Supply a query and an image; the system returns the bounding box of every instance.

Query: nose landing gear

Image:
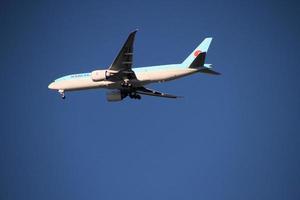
[58,90,66,99]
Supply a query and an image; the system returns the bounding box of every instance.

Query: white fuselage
[48,64,200,91]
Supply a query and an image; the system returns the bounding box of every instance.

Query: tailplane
[199,64,221,75]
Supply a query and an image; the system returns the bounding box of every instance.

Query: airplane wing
[135,87,181,98]
[109,30,137,77]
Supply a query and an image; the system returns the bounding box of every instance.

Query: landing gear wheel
[129,92,136,99]
[129,93,141,100]
[121,78,132,88]
[58,90,65,100]
[121,82,132,87]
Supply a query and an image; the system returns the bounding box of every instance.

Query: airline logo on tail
[194,50,202,57]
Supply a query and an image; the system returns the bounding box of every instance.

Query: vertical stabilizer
[181,38,212,67]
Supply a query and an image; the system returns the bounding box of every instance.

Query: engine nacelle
[91,70,118,81]
[106,90,126,102]
[91,70,106,81]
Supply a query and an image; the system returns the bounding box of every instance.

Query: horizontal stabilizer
[199,67,221,75]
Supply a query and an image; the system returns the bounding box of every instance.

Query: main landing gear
[58,90,65,99]
[120,79,141,100]
[129,92,141,100]
[121,79,132,87]
[121,80,140,100]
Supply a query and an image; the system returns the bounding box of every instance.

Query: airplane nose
[48,82,56,89]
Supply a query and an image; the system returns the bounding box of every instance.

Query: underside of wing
[135,87,181,98]
[109,30,137,72]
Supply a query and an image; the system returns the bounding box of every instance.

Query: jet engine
[91,70,106,81]
[91,70,117,81]
[106,90,126,102]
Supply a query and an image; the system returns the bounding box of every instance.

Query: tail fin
[182,37,212,67]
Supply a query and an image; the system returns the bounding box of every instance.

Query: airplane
[48,30,220,101]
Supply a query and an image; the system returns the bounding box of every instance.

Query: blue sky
[1,0,299,199]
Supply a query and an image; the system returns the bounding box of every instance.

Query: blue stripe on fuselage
[55,73,91,82]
